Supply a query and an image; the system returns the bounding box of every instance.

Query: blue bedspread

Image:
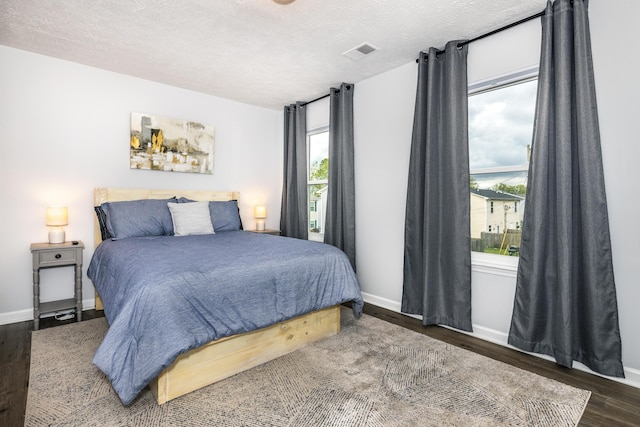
[87,231,363,405]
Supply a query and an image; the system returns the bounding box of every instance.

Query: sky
[308,130,329,179]
[468,79,537,171]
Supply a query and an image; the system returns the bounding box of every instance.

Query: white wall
[0,45,283,323]
[590,0,640,382]
[354,1,640,387]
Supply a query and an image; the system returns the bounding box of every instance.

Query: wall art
[130,112,214,174]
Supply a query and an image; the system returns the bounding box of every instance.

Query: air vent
[342,42,380,61]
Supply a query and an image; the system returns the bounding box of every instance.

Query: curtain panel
[401,41,472,332]
[280,102,308,240]
[324,83,356,271]
[508,0,624,377]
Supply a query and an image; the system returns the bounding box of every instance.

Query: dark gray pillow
[94,206,112,241]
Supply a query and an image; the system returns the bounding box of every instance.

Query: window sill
[471,251,519,278]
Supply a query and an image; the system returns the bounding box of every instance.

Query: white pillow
[168,201,215,236]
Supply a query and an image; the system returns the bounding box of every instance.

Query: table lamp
[254,205,267,231]
[46,206,68,244]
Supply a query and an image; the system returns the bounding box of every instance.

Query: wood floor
[1,304,638,426]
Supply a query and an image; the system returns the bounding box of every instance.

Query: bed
[88,187,363,405]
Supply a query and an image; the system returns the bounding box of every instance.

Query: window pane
[308,132,329,183]
[307,130,329,242]
[469,78,536,257]
[308,183,326,242]
[469,79,537,170]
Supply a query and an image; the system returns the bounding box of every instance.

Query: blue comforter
[88,231,363,405]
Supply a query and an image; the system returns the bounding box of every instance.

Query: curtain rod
[416,9,546,62]
[301,83,354,106]
[301,93,330,107]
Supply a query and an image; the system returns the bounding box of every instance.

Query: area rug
[25,308,590,426]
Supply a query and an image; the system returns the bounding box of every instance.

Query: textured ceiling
[0,0,547,110]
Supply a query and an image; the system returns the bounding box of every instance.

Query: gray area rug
[26,308,590,426]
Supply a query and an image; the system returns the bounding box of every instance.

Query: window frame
[468,66,538,276]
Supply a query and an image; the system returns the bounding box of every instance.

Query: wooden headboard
[93,187,240,309]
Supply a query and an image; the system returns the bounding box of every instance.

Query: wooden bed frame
[93,187,341,404]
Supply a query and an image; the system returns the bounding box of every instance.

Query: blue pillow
[209,200,242,232]
[101,198,177,239]
[178,198,243,232]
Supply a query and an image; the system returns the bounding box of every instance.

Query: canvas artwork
[130,112,215,174]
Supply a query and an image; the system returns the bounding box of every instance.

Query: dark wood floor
[1,304,638,426]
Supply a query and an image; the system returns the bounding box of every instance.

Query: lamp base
[48,227,65,244]
[256,220,265,231]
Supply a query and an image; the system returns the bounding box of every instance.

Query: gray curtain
[280,102,308,239]
[508,0,624,378]
[401,41,472,332]
[324,83,356,270]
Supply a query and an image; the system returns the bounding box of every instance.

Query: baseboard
[0,308,33,325]
[360,292,640,390]
[360,292,402,312]
[0,297,97,326]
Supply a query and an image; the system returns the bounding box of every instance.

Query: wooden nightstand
[30,241,84,330]
[248,229,281,236]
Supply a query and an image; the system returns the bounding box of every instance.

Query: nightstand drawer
[38,249,78,266]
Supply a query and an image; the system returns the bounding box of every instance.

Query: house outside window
[307,128,329,242]
[469,69,537,256]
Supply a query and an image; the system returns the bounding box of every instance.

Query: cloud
[469,79,537,170]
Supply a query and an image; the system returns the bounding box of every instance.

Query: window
[307,129,329,242]
[469,70,537,257]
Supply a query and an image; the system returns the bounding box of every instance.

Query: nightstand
[30,241,84,330]
[248,229,281,236]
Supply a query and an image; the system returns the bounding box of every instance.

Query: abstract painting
[130,112,215,174]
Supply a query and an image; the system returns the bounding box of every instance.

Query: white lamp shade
[254,205,267,219]
[46,206,68,226]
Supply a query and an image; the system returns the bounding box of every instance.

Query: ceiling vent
[342,42,380,61]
